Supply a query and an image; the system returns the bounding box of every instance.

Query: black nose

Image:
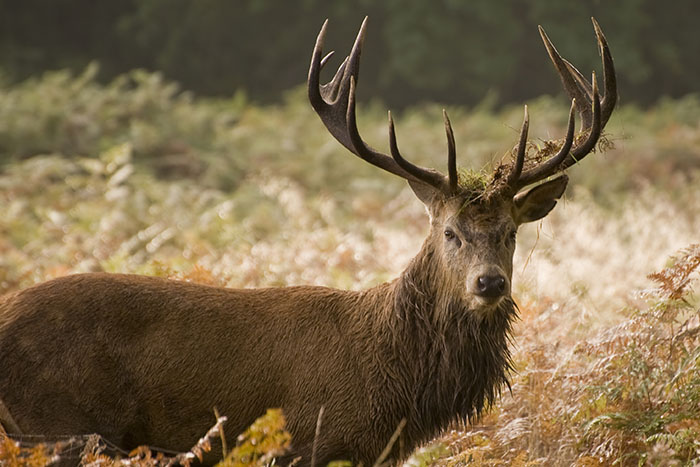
[475,275,506,298]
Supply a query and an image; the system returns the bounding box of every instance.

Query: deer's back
[0,273,376,461]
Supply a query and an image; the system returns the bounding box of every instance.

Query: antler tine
[539,19,616,132]
[308,17,453,193]
[320,50,335,68]
[515,99,576,188]
[308,20,330,112]
[592,17,617,126]
[443,110,458,193]
[307,18,403,176]
[538,26,593,129]
[540,19,612,167]
[541,73,600,174]
[320,55,347,103]
[506,106,529,189]
[564,61,592,100]
[567,72,601,162]
[388,111,450,191]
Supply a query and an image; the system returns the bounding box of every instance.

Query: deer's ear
[408,179,441,206]
[513,175,568,224]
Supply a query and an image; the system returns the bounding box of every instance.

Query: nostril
[475,275,507,298]
[495,276,506,293]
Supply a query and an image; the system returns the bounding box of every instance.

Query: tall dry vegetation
[1,70,699,465]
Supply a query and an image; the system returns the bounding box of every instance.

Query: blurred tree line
[0,0,697,108]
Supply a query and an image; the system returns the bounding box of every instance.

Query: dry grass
[1,70,699,465]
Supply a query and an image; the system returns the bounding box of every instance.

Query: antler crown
[308,17,617,198]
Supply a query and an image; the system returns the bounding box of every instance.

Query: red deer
[0,17,616,466]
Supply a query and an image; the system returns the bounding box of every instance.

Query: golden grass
[1,71,699,465]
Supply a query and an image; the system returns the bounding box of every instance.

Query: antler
[504,17,617,193]
[308,17,459,194]
[309,17,616,198]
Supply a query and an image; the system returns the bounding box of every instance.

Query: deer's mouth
[475,295,504,306]
[470,295,507,313]
[461,293,507,313]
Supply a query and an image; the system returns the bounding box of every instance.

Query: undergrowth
[1,70,699,465]
[438,245,700,466]
[1,410,288,466]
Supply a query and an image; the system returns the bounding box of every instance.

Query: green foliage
[327,461,353,467]
[403,442,450,466]
[457,168,489,193]
[218,409,291,467]
[2,412,288,466]
[2,68,699,201]
[579,245,700,465]
[0,64,247,189]
[1,1,698,106]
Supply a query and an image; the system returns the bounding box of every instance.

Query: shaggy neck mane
[374,239,518,447]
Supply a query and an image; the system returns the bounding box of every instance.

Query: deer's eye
[444,229,462,247]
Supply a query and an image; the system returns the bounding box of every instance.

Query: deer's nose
[475,274,506,298]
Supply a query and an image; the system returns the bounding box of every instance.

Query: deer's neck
[366,241,517,447]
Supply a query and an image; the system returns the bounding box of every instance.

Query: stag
[0,17,616,466]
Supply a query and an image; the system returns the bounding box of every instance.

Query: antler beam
[308,17,459,194]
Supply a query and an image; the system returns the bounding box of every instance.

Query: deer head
[308,17,616,312]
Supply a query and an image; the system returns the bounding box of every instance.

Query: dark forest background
[0,0,697,108]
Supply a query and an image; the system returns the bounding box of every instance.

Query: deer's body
[0,17,616,466]
[0,274,382,462]
[0,250,514,464]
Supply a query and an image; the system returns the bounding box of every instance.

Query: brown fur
[0,179,568,465]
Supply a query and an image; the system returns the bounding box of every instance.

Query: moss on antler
[457,168,489,192]
[488,132,615,193]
